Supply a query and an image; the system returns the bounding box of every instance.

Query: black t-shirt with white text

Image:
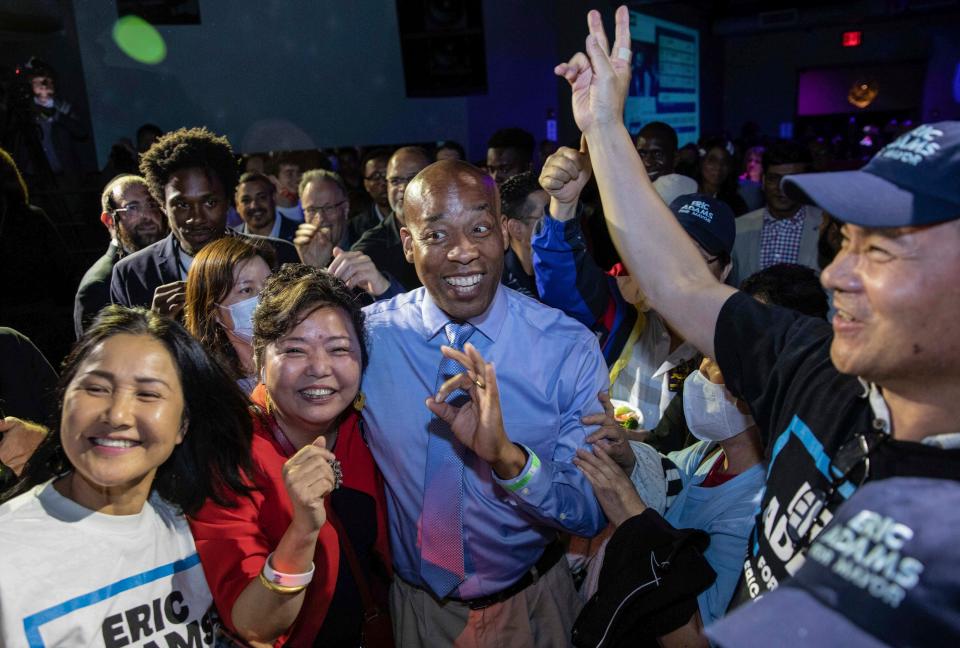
[715,292,960,608]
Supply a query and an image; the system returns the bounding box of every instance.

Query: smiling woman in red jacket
[189,264,390,647]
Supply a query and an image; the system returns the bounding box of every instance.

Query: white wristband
[261,552,315,587]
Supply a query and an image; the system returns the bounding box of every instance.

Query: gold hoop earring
[352,391,366,411]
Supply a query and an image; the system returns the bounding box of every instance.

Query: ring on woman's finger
[473,376,486,390]
[616,47,632,60]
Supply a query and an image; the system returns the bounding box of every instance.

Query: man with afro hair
[109,127,298,315]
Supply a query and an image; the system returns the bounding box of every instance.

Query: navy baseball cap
[783,121,960,227]
[706,477,960,647]
[669,193,736,257]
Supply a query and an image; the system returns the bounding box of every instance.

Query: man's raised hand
[539,139,592,221]
[294,222,335,268]
[554,6,632,135]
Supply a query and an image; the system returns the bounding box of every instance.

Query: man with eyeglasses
[350,146,430,290]
[291,168,400,302]
[558,8,960,632]
[729,141,821,286]
[74,174,166,337]
[109,127,298,317]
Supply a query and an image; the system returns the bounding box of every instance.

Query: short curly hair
[139,127,239,206]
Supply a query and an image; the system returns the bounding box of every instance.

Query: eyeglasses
[784,427,888,551]
[302,200,347,220]
[112,201,161,218]
[364,172,386,182]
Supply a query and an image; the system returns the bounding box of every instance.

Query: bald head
[403,160,499,230]
[387,146,431,220]
[399,159,506,321]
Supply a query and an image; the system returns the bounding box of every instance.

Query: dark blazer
[276,215,299,243]
[350,212,421,291]
[347,203,384,245]
[109,231,299,308]
[74,242,121,338]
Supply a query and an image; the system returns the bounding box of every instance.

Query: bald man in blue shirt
[360,160,607,647]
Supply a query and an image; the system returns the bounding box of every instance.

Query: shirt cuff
[494,444,543,498]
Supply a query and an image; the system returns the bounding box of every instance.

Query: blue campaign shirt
[361,285,608,599]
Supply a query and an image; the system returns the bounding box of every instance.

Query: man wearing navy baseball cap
[707,477,960,646]
[554,6,960,640]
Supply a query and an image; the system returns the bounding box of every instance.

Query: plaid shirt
[759,206,806,269]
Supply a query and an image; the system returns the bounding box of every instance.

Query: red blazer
[189,386,390,646]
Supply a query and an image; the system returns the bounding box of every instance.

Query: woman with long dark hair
[189,264,391,647]
[183,236,275,393]
[0,306,254,646]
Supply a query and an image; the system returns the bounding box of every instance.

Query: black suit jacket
[74,242,121,338]
[276,215,299,243]
[109,232,300,308]
[350,212,421,291]
[347,203,384,245]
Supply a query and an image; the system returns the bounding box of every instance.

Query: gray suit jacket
[730,206,822,286]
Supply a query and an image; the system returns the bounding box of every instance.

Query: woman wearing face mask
[0,306,254,646]
[184,237,275,393]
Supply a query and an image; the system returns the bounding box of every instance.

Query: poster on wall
[625,11,700,146]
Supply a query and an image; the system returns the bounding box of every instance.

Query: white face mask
[682,370,754,443]
[218,294,259,343]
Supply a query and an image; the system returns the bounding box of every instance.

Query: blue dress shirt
[361,285,608,599]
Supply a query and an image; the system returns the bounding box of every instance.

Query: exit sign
[843,31,862,47]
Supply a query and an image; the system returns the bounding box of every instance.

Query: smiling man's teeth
[301,388,334,397]
[445,275,481,287]
[837,310,855,321]
[92,438,138,448]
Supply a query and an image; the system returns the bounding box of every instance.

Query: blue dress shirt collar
[420,283,509,344]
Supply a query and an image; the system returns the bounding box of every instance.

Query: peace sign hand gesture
[554,6,633,135]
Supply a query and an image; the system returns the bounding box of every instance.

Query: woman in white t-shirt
[0,306,255,647]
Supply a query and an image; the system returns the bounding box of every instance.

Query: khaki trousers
[390,561,582,648]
